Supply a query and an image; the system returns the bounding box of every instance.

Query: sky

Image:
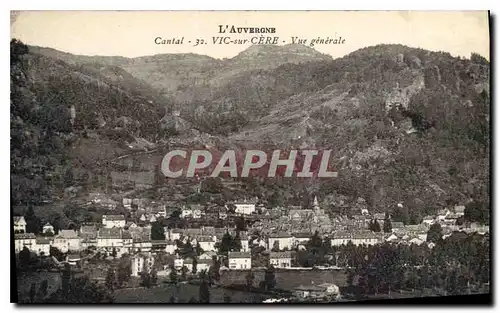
[10,11,490,60]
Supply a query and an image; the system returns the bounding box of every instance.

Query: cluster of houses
[14,194,489,278]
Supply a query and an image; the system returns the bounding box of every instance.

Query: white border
[2,1,498,313]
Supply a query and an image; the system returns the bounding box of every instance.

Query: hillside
[223,44,490,215]
[11,40,169,207]
[12,41,490,223]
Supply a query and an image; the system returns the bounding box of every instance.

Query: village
[13,194,489,301]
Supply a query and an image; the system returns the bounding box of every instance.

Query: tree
[50,246,64,261]
[38,280,48,300]
[11,39,29,64]
[208,257,221,283]
[464,201,489,224]
[105,268,116,291]
[25,206,41,234]
[264,265,277,291]
[219,232,233,255]
[195,242,204,256]
[188,297,198,303]
[199,275,210,303]
[117,260,132,287]
[245,271,255,289]
[235,217,246,231]
[46,275,113,303]
[369,219,381,232]
[61,263,72,297]
[226,203,236,214]
[427,223,443,243]
[151,221,166,240]
[192,258,198,274]
[169,265,178,284]
[140,270,152,288]
[383,212,392,233]
[232,231,242,252]
[29,283,37,303]
[271,240,280,252]
[181,266,188,281]
[150,268,158,285]
[18,246,31,268]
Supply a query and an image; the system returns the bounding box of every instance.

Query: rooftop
[57,229,79,239]
[15,233,35,240]
[228,251,251,259]
[103,215,125,221]
[270,251,294,259]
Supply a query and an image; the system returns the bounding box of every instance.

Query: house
[80,225,98,249]
[14,233,36,253]
[97,228,123,251]
[196,259,212,272]
[165,240,177,254]
[67,254,81,266]
[122,231,133,252]
[232,201,256,215]
[454,205,466,217]
[34,237,52,255]
[151,205,167,218]
[292,232,312,247]
[132,236,152,253]
[123,198,133,209]
[131,253,155,276]
[268,233,294,251]
[437,209,451,221]
[444,214,460,223]
[241,237,250,252]
[102,215,126,228]
[151,240,168,252]
[183,258,212,273]
[330,231,382,246]
[318,283,340,296]
[228,251,252,269]
[422,216,435,226]
[385,233,399,242]
[199,251,217,260]
[197,236,216,252]
[126,222,138,229]
[294,284,339,300]
[13,216,27,233]
[174,256,184,271]
[53,230,81,252]
[391,222,405,232]
[269,251,293,268]
[181,208,193,219]
[192,209,202,219]
[42,222,55,235]
[219,211,228,220]
[146,214,157,223]
[409,237,424,245]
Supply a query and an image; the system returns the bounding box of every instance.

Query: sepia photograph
[10,10,491,304]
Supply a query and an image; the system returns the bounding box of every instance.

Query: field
[220,268,348,289]
[114,283,267,303]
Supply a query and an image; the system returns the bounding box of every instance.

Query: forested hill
[10,39,166,207]
[11,39,490,223]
